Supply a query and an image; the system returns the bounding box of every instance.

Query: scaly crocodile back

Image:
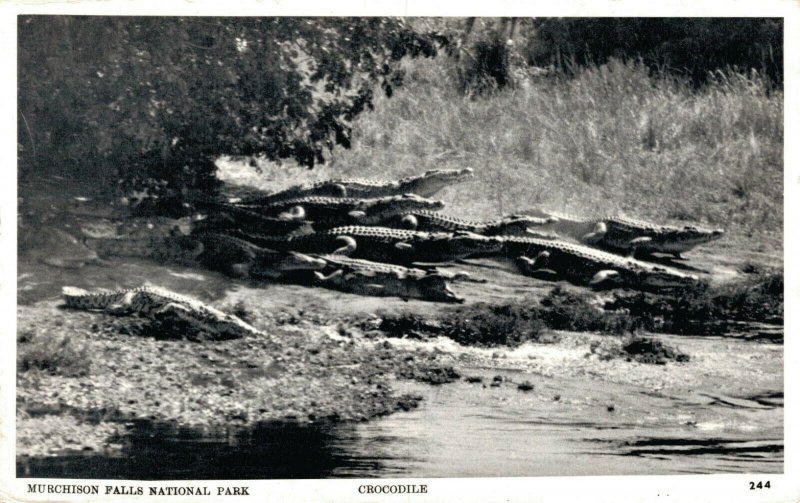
[62,286,126,310]
[313,254,428,278]
[392,210,542,236]
[500,236,657,267]
[322,225,430,240]
[241,168,474,203]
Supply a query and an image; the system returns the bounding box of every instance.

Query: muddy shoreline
[16,297,469,458]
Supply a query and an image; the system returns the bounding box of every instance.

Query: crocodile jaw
[639,270,700,290]
[652,228,725,253]
[365,195,444,223]
[408,168,475,197]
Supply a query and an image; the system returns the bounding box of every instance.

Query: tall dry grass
[219,57,783,241]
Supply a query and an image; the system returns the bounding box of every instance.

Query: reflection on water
[17,420,413,480]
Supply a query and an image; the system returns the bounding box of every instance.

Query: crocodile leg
[332,236,358,255]
[515,256,559,280]
[152,302,193,319]
[400,214,419,229]
[589,270,621,286]
[627,236,653,257]
[314,269,345,282]
[581,221,607,243]
[152,302,207,337]
[278,206,306,220]
[106,291,137,315]
[531,250,550,269]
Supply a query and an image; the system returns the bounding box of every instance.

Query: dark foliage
[538,288,641,334]
[458,37,515,94]
[375,272,783,345]
[18,17,446,212]
[622,336,690,364]
[526,18,783,87]
[376,287,638,347]
[607,271,783,335]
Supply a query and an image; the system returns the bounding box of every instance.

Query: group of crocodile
[192,168,724,292]
[65,167,725,338]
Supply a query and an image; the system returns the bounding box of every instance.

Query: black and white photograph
[2,2,796,501]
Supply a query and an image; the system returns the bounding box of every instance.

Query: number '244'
[749,481,770,490]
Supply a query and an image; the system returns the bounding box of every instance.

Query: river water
[18,354,783,478]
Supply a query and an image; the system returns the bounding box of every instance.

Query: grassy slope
[223,58,783,244]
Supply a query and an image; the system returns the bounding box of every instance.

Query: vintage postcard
[1,1,796,502]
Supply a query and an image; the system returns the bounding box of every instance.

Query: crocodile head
[637,266,701,291]
[590,264,700,291]
[362,194,444,222]
[419,274,465,303]
[649,226,725,253]
[403,168,475,197]
[211,314,259,337]
[250,252,327,278]
[273,252,328,272]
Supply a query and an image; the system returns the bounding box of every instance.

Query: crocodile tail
[62,286,92,309]
[62,286,89,298]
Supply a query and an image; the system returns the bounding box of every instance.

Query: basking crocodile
[238,194,445,229]
[193,202,315,236]
[301,254,486,303]
[62,285,263,339]
[519,209,724,258]
[229,226,503,265]
[498,236,700,291]
[380,210,557,236]
[196,233,326,278]
[238,168,474,204]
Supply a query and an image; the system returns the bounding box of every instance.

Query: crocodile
[498,236,700,291]
[192,201,315,236]
[268,225,502,265]
[298,254,487,303]
[380,210,557,236]
[238,168,474,204]
[518,209,724,258]
[228,226,504,265]
[196,233,326,278]
[62,285,263,339]
[237,194,445,229]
